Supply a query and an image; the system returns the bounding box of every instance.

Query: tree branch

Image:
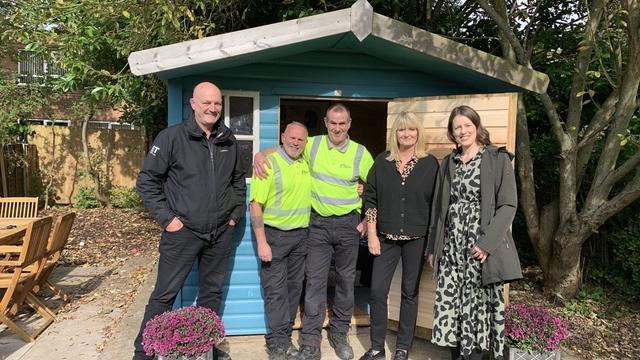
[566,0,606,137]
[585,0,640,209]
[586,168,640,232]
[476,0,566,145]
[603,149,640,189]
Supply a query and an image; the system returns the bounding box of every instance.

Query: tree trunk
[544,231,583,299]
[43,122,55,210]
[81,114,110,207]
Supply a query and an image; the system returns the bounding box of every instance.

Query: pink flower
[142,306,225,358]
[504,304,569,353]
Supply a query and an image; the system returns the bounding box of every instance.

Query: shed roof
[128,0,548,94]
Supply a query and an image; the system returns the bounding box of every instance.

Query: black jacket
[364,151,439,237]
[137,114,246,240]
[426,145,522,285]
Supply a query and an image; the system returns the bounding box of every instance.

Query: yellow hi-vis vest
[250,147,311,230]
[304,135,374,217]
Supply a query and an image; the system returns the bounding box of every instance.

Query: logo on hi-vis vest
[150,145,160,156]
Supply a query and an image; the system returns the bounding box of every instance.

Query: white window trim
[221,90,260,183]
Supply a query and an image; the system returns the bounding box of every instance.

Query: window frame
[221,90,260,183]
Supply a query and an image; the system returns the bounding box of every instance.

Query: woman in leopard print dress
[426,105,522,360]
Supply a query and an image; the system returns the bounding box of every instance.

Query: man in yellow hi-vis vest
[255,104,374,360]
[250,122,311,360]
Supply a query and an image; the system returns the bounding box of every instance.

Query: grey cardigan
[426,145,523,285]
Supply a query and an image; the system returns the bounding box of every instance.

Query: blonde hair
[386,111,428,161]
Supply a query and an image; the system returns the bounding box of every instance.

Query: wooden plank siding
[385,92,517,335]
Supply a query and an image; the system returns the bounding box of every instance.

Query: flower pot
[508,347,561,360]
[156,348,213,360]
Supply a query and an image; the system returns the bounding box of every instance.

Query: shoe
[295,345,321,360]
[213,347,232,360]
[285,341,299,359]
[358,348,386,360]
[392,349,408,360]
[328,331,354,360]
[267,344,287,360]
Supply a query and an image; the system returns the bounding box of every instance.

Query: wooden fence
[0,144,39,198]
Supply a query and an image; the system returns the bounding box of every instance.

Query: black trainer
[328,331,354,360]
[213,347,232,360]
[295,345,321,360]
[266,344,287,360]
[392,349,408,360]
[358,348,386,360]
[285,341,299,359]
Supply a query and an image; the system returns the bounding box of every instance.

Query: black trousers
[261,226,307,348]
[301,211,360,347]
[133,225,235,360]
[369,236,426,351]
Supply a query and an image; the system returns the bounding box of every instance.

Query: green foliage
[0,76,49,146]
[110,186,142,208]
[559,285,629,319]
[587,208,640,300]
[74,186,101,209]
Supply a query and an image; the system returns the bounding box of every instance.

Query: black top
[137,113,246,240]
[364,151,439,237]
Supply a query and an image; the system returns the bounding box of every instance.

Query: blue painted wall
[167,50,512,335]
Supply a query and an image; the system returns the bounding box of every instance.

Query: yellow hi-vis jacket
[250,147,311,230]
[304,135,373,217]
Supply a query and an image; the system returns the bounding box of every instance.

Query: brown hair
[447,105,491,146]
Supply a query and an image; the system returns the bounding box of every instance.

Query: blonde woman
[360,112,439,360]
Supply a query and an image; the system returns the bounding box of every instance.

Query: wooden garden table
[0,218,35,245]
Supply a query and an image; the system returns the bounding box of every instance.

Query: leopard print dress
[431,147,505,359]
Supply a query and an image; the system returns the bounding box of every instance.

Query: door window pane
[237,140,253,178]
[229,97,253,135]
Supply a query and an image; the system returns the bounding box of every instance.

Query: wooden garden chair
[0,197,38,219]
[31,212,76,302]
[0,216,55,342]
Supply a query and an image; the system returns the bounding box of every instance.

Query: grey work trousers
[301,210,360,347]
[261,225,308,348]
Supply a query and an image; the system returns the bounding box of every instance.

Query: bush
[74,186,101,209]
[110,186,142,208]
[586,205,640,299]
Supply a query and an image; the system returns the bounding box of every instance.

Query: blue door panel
[228,254,260,271]
[223,315,267,336]
[228,269,262,285]
[221,299,265,315]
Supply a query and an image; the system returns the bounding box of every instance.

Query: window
[17,50,66,86]
[221,91,260,180]
[23,119,135,130]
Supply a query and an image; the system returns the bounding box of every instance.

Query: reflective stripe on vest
[272,159,283,209]
[308,137,365,185]
[311,192,361,206]
[266,155,309,217]
[264,206,311,217]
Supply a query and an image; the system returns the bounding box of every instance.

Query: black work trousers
[133,225,235,360]
[301,210,360,347]
[369,236,426,352]
[261,226,307,348]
